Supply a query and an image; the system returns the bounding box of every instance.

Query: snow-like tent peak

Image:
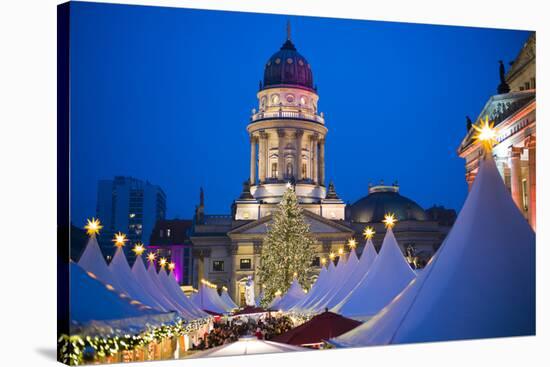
[272,278,307,311]
[332,227,415,319]
[77,235,122,291]
[332,155,536,346]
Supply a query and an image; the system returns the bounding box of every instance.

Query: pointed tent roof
[220,288,239,310]
[70,262,176,336]
[293,261,333,312]
[332,228,415,319]
[326,241,377,309]
[191,283,230,314]
[308,253,351,312]
[166,270,208,318]
[324,249,360,309]
[271,278,307,311]
[272,311,362,346]
[332,156,536,346]
[77,235,123,291]
[109,247,165,311]
[146,262,196,319]
[268,294,282,310]
[131,256,181,314]
[158,268,208,319]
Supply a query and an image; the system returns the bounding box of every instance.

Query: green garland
[58,317,211,365]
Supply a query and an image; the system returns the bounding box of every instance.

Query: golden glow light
[84,218,102,237]
[293,272,298,278]
[383,213,397,228]
[159,257,167,268]
[363,226,375,240]
[473,115,497,149]
[329,252,336,260]
[112,232,128,248]
[347,238,357,249]
[320,257,327,265]
[338,247,344,255]
[275,290,282,296]
[132,243,145,256]
[147,252,157,263]
[168,262,175,271]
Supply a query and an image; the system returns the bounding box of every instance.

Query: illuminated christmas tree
[258,186,316,307]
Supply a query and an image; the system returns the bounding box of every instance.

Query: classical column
[527,137,536,230]
[295,129,304,181]
[311,134,319,184]
[258,131,267,183]
[277,129,285,181]
[319,138,325,186]
[249,135,256,185]
[509,146,523,211]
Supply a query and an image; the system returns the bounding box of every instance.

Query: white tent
[77,235,123,291]
[166,270,209,319]
[268,294,282,310]
[192,336,306,358]
[220,288,239,310]
[109,247,166,311]
[158,268,208,319]
[271,278,306,311]
[308,253,351,312]
[292,260,333,312]
[70,261,176,336]
[332,228,415,320]
[131,256,183,315]
[326,240,377,309]
[146,262,196,320]
[191,283,229,314]
[332,155,535,346]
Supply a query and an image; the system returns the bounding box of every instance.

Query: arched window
[286,162,293,177]
[271,162,278,178]
[302,163,307,178]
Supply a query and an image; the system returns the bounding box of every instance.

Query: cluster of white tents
[272,154,535,346]
[73,233,240,334]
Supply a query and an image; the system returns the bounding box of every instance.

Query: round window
[286,94,295,103]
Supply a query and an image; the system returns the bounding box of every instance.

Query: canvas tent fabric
[326,240,377,309]
[77,235,123,291]
[332,155,536,346]
[308,254,353,312]
[332,228,415,320]
[192,336,306,358]
[291,263,331,312]
[158,268,208,319]
[268,294,282,310]
[272,311,361,346]
[191,284,230,314]
[271,278,307,311]
[109,247,166,311]
[131,256,183,315]
[146,262,197,320]
[220,288,239,310]
[70,261,177,336]
[323,249,361,309]
[166,270,209,318]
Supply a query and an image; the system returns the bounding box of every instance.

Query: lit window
[240,259,252,270]
[213,261,224,272]
[167,229,171,237]
[271,162,278,178]
[243,211,250,219]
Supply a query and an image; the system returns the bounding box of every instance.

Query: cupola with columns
[245,23,330,208]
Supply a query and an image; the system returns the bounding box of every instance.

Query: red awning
[272,311,362,346]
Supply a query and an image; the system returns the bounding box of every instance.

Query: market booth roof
[192,336,307,358]
[331,155,535,347]
[272,311,361,347]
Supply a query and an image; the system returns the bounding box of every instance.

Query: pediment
[228,210,353,236]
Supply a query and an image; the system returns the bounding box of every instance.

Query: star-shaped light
[473,115,497,150]
[363,226,375,240]
[383,213,397,228]
[159,257,167,268]
[112,232,128,248]
[147,252,157,263]
[168,262,175,271]
[320,257,327,265]
[338,247,344,255]
[285,181,292,189]
[329,252,336,260]
[347,238,357,249]
[132,243,145,256]
[293,272,298,278]
[84,218,102,237]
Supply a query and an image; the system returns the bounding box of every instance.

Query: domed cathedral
[189,24,454,306]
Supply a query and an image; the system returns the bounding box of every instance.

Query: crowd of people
[191,315,294,351]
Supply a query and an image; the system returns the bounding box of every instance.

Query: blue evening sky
[69,1,530,225]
